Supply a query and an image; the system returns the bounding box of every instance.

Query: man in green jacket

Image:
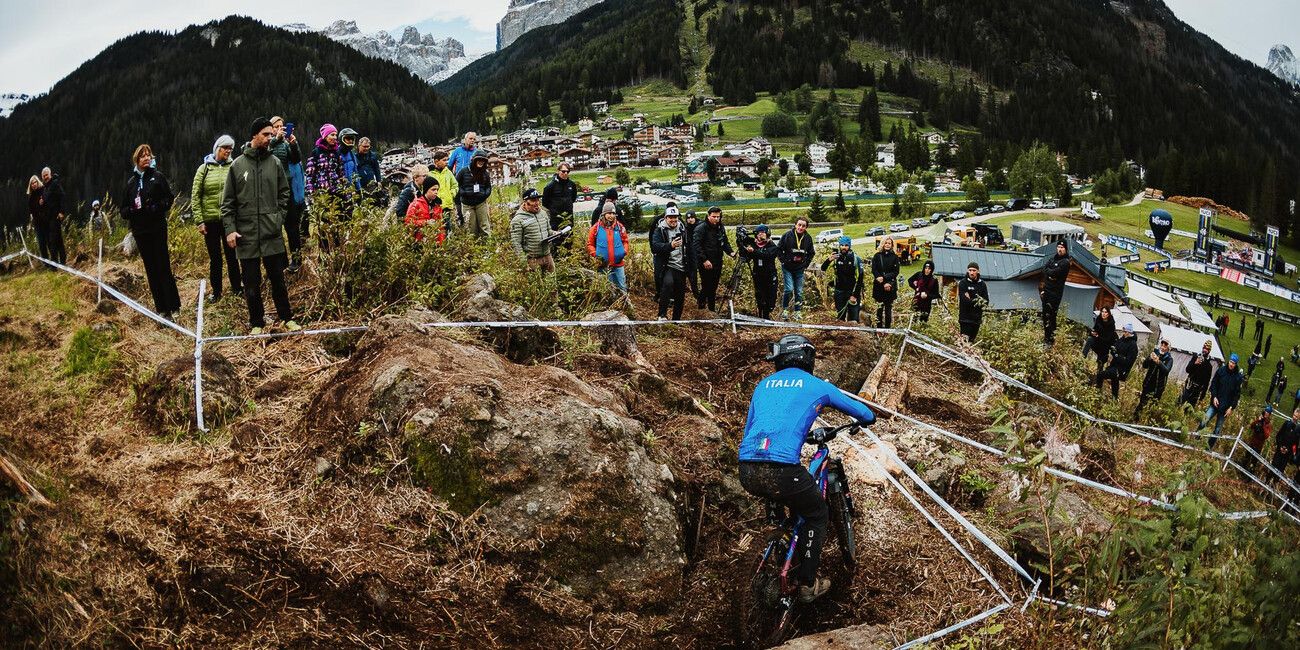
[510,188,556,272]
[222,117,299,333]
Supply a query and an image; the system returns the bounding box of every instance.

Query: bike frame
[767,444,837,599]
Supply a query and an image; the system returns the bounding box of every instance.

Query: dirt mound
[133,350,244,432]
[302,313,685,605]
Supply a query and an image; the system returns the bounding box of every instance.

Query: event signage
[1149,209,1173,249]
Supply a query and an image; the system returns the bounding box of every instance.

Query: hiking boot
[655,316,668,321]
[285,320,302,332]
[791,311,803,321]
[781,309,790,320]
[798,578,831,602]
[286,262,301,273]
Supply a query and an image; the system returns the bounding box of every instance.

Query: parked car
[1029,200,1044,210]
[890,222,909,233]
[777,190,799,200]
[815,228,845,244]
[866,226,886,236]
[950,210,967,220]
[991,205,1007,213]
[1044,200,1058,209]
[930,212,948,223]
[973,206,990,216]
[911,217,929,228]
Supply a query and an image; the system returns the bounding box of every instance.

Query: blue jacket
[340,149,361,191]
[738,368,875,465]
[287,161,305,204]
[448,145,477,174]
[1209,364,1244,410]
[357,151,381,187]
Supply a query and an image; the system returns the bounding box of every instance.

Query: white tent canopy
[1103,305,1153,334]
[1158,322,1224,362]
[1175,295,1216,329]
[1126,279,1185,321]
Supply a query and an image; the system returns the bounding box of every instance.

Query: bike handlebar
[808,420,868,444]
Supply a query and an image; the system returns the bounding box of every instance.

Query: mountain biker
[737,334,876,602]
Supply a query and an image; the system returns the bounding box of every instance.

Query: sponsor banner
[1220,268,1243,284]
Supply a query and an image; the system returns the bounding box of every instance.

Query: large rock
[458,273,560,363]
[998,487,1110,574]
[776,622,894,649]
[303,313,685,605]
[134,350,244,432]
[497,0,607,50]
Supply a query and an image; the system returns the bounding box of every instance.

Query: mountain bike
[734,421,863,647]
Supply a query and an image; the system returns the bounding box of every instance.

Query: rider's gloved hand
[808,427,836,444]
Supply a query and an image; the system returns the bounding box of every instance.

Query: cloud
[0,0,510,94]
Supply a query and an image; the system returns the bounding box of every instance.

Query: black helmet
[766,334,815,373]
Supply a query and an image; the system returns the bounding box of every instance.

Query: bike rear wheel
[735,532,799,648]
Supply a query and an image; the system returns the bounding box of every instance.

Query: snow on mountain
[1266,45,1300,87]
[289,20,472,85]
[496,0,607,51]
[0,93,33,119]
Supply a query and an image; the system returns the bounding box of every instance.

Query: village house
[520,147,552,170]
[559,148,593,170]
[605,140,641,167]
[808,142,833,165]
[876,143,896,168]
[577,117,594,132]
[590,101,609,115]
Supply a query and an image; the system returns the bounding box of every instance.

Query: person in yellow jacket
[428,150,459,224]
[192,135,242,301]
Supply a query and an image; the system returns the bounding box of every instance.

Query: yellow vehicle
[874,235,920,263]
[942,225,978,246]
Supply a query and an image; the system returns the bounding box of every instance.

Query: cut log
[0,452,50,506]
[858,355,910,415]
[580,310,654,371]
[858,355,891,400]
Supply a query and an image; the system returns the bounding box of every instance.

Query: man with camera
[692,206,735,313]
[739,224,780,320]
[821,236,865,322]
[651,208,692,320]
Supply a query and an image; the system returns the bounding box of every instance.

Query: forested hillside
[0,16,457,218]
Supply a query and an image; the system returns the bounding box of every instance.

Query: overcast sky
[0,0,1295,96]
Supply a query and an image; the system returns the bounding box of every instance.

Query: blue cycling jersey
[738,368,876,465]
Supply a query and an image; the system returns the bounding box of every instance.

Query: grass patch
[62,326,119,377]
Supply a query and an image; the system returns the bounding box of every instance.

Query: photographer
[693,206,735,313]
[1133,339,1173,420]
[651,209,692,320]
[1179,340,1215,409]
[820,236,864,322]
[740,225,779,320]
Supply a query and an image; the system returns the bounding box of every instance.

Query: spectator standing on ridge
[1081,305,1117,369]
[683,210,701,302]
[22,175,42,252]
[509,188,554,272]
[428,152,459,224]
[456,151,493,236]
[120,145,181,319]
[269,117,305,270]
[587,202,629,293]
[543,163,579,231]
[1265,333,1273,359]
[1040,241,1070,344]
[338,128,362,195]
[1267,367,1286,404]
[447,132,478,225]
[393,164,428,224]
[957,261,988,343]
[1273,409,1300,491]
[1248,351,1262,378]
[740,224,779,320]
[1095,323,1138,399]
[1244,407,1273,472]
[304,124,348,249]
[1179,340,1215,410]
[404,176,445,244]
[222,118,298,334]
[1272,375,1289,407]
[590,188,627,228]
[1199,353,1244,446]
[822,236,864,322]
[1134,338,1173,419]
[192,135,242,302]
[1255,317,1265,341]
[870,237,901,328]
[908,260,940,323]
[777,217,814,320]
[651,208,690,321]
[38,167,67,266]
[356,137,384,206]
[693,206,735,313]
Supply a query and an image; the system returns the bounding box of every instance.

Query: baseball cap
[521,188,540,201]
[664,205,680,216]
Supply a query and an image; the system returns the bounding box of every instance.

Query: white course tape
[194,281,208,433]
[24,251,196,338]
[0,251,24,264]
[1032,595,1112,618]
[893,602,1011,650]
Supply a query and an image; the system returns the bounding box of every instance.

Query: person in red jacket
[404,177,444,243]
[587,202,629,292]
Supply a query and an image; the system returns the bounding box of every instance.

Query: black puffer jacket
[1041,252,1070,304]
[455,152,492,206]
[543,173,579,228]
[957,276,988,325]
[870,249,900,302]
[120,168,175,235]
[742,238,779,282]
[41,174,66,222]
[692,220,733,265]
[1140,349,1174,396]
[1108,335,1139,379]
[777,229,814,271]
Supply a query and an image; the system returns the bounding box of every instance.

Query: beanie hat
[320,123,338,139]
[1230,353,1239,363]
[923,260,935,271]
[755,224,769,233]
[213,135,235,156]
[1123,322,1135,333]
[602,202,618,214]
[249,116,274,139]
[421,176,439,194]
[839,235,852,246]
[967,261,980,270]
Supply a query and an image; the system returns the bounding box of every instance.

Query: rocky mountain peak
[1267,44,1299,86]
[497,0,609,51]
[289,20,473,85]
[323,20,361,38]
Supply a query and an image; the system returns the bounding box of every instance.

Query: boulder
[998,487,1110,573]
[302,312,685,606]
[1077,425,1116,480]
[458,273,559,363]
[134,350,244,433]
[822,437,905,488]
[776,622,894,649]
